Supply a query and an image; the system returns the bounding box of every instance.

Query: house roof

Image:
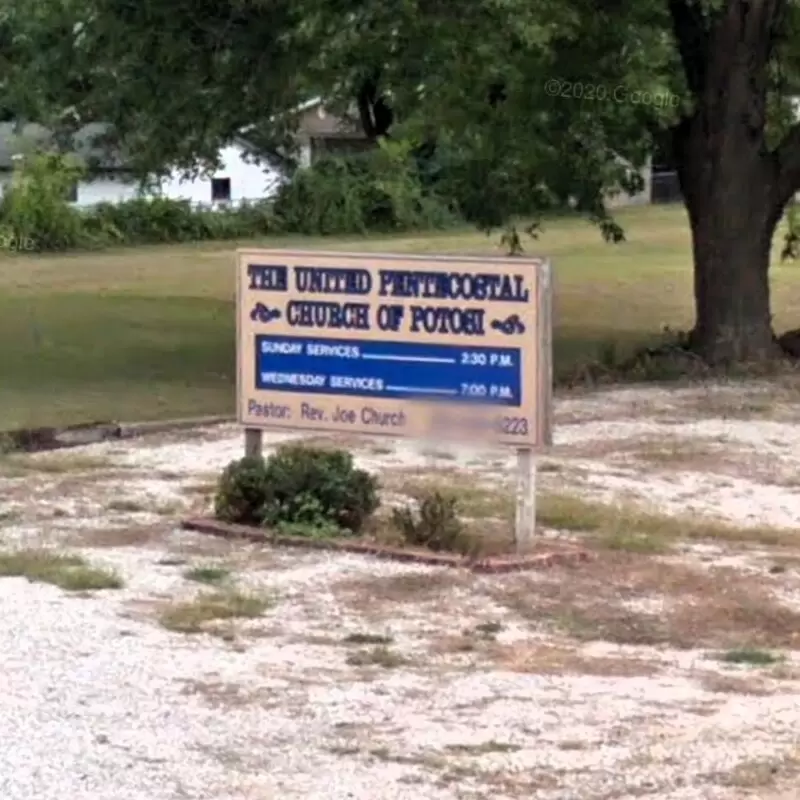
[0,122,130,170]
[0,122,269,171]
[244,97,364,140]
[0,102,364,172]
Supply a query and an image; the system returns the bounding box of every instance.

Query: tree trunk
[679,144,782,362]
[669,0,787,364]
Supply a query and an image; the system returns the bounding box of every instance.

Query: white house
[0,102,368,208]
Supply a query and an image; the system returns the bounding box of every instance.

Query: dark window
[651,171,683,204]
[211,177,231,202]
[66,183,78,202]
[310,136,373,163]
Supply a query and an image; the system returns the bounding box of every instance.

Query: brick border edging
[180,517,591,573]
[1,415,235,453]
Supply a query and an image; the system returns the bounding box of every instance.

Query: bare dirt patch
[177,679,278,710]
[703,750,800,790]
[486,641,661,677]
[693,670,776,696]
[332,570,469,618]
[553,433,723,464]
[485,550,800,649]
[66,524,172,549]
[553,431,800,487]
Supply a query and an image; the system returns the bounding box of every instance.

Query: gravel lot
[1,380,800,799]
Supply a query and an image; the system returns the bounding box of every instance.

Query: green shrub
[0,150,87,250]
[213,456,271,526]
[260,445,379,534]
[85,197,279,245]
[213,446,379,535]
[391,491,473,553]
[0,147,282,251]
[0,138,458,252]
[272,138,459,235]
[0,138,459,253]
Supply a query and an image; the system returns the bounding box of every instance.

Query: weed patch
[107,498,149,513]
[183,564,232,585]
[159,590,273,634]
[0,453,113,476]
[384,469,514,519]
[715,647,784,666]
[391,490,476,554]
[0,548,122,590]
[537,492,800,548]
[345,645,409,668]
[343,632,393,645]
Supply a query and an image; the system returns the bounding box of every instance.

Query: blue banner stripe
[254,334,522,406]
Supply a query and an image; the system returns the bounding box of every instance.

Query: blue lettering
[376,304,405,331]
[247,264,288,291]
[377,270,528,302]
[409,306,485,336]
[294,267,372,294]
[378,269,407,297]
[286,300,370,330]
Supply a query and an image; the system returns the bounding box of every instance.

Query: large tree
[7,0,800,363]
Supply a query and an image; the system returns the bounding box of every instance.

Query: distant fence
[651,171,682,204]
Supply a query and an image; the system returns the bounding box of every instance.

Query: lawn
[2,204,800,429]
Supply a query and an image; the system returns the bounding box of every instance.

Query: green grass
[3,205,800,427]
[537,492,800,548]
[183,564,232,585]
[0,548,123,591]
[158,589,272,633]
[345,645,409,668]
[715,647,784,666]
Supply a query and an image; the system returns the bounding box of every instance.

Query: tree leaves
[3,0,800,237]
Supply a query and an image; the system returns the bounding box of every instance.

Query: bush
[391,490,475,554]
[214,456,271,526]
[84,197,280,245]
[0,151,87,250]
[0,138,459,254]
[213,446,380,536]
[272,138,460,235]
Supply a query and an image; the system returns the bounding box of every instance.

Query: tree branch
[776,120,800,206]
[667,0,709,96]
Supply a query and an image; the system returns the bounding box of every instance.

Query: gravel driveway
[1,380,800,799]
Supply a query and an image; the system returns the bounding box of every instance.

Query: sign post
[236,250,552,549]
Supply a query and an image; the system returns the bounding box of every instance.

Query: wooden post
[244,427,263,458]
[514,447,536,552]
